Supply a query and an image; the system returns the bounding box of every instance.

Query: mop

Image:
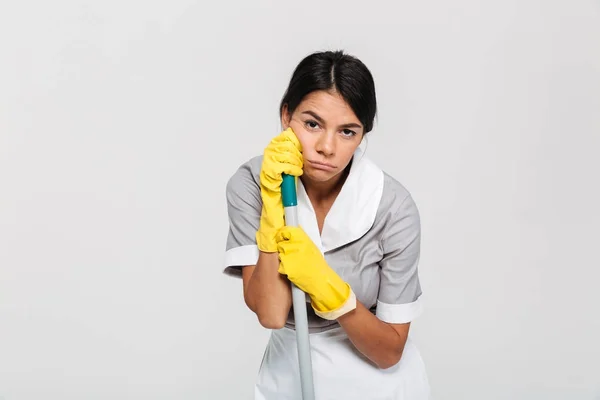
[281,173,316,400]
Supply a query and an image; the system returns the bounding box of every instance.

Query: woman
[223,50,430,399]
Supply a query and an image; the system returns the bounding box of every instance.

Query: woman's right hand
[256,128,303,253]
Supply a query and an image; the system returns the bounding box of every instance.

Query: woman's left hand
[276,226,357,320]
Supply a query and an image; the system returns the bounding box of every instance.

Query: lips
[308,160,336,170]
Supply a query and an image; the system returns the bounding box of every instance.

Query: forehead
[296,90,360,124]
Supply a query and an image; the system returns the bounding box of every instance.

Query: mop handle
[281,173,315,400]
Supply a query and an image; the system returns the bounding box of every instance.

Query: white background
[1,1,599,399]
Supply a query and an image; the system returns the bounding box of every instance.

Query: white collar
[297,147,384,254]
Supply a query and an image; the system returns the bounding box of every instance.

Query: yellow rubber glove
[276,226,357,320]
[255,128,303,253]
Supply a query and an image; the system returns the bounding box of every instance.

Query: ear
[280,104,291,129]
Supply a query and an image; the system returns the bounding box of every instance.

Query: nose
[315,131,335,157]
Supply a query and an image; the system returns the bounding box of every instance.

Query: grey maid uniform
[223,147,430,400]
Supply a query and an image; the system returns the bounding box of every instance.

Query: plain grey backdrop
[1,0,599,399]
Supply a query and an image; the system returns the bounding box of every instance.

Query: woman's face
[282,90,364,184]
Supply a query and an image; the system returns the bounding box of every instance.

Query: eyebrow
[300,110,362,130]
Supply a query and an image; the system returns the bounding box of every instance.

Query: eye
[304,120,321,130]
[341,129,357,137]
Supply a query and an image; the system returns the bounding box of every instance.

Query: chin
[303,168,339,182]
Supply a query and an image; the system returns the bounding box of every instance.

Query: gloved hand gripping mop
[281,173,316,400]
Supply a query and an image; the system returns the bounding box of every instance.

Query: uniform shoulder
[381,171,413,206]
[225,155,263,202]
[376,170,420,225]
[358,152,412,204]
[377,170,421,242]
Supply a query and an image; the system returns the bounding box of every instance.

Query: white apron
[254,326,430,400]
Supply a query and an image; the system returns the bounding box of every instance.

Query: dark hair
[280,50,377,133]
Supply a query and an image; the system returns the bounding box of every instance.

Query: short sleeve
[376,194,423,324]
[223,163,262,278]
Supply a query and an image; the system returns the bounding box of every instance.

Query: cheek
[339,138,362,160]
[289,122,311,152]
[341,143,358,160]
